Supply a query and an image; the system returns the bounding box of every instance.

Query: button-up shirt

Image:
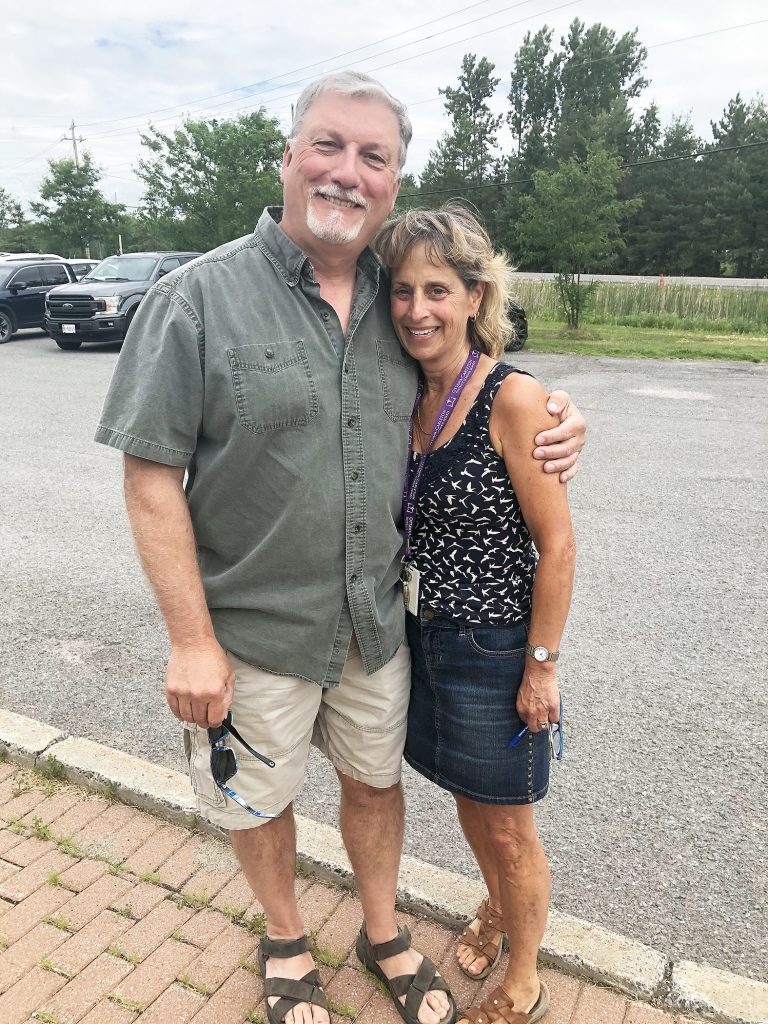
[95,208,418,685]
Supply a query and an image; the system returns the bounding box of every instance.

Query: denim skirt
[404,611,550,804]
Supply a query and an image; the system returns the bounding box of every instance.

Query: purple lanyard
[402,347,481,561]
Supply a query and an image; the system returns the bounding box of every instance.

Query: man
[96,71,585,1024]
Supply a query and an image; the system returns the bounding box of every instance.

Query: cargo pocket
[228,340,318,433]
[183,723,225,808]
[376,338,417,422]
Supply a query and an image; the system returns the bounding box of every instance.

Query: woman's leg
[454,795,505,975]
[480,801,550,1012]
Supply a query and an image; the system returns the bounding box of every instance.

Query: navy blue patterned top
[410,362,536,624]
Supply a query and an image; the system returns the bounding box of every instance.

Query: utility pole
[68,121,81,170]
[65,120,91,257]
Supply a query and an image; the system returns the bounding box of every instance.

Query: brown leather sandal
[457,898,506,980]
[258,934,329,1024]
[356,923,457,1024]
[460,981,550,1024]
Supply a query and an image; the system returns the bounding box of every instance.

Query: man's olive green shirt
[95,208,418,685]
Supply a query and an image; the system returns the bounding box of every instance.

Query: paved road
[1,331,766,981]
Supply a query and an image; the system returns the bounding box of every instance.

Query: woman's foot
[458,981,549,1024]
[456,899,505,979]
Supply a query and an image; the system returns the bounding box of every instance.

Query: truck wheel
[119,308,136,346]
[55,339,82,351]
[0,310,15,343]
[505,334,527,353]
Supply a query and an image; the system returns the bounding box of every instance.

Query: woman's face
[390,243,483,366]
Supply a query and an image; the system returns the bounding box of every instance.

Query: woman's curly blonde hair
[374,203,514,358]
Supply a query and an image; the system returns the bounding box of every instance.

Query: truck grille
[48,294,101,320]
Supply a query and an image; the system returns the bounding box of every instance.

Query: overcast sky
[2,0,766,213]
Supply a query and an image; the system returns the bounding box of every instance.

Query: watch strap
[525,643,560,663]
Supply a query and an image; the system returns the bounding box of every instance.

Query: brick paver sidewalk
[0,760,698,1024]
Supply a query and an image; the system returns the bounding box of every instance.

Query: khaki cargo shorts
[183,637,411,830]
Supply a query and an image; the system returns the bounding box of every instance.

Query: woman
[374,205,576,1024]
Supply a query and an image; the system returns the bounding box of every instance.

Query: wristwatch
[525,643,560,663]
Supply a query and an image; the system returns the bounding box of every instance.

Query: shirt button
[265,347,274,359]
[322,311,330,321]
[347,416,357,427]
[350,574,358,583]
[350,471,359,481]
[353,523,362,533]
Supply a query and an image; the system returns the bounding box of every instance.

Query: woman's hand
[516,665,561,731]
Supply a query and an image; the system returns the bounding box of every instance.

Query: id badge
[401,563,421,616]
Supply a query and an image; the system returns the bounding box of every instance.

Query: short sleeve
[94,285,203,467]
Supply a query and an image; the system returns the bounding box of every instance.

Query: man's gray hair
[290,71,412,175]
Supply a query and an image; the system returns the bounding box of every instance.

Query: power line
[85,0,564,141]
[92,9,764,145]
[76,0,524,131]
[397,140,768,199]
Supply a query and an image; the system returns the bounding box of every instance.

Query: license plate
[62,324,76,334]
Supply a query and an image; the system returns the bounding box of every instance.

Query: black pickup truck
[44,251,201,350]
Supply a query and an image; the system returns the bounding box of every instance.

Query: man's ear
[388,174,402,214]
[280,142,293,183]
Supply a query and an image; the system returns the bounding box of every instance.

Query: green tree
[392,173,422,212]
[0,187,44,253]
[704,94,768,277]
[498,20,653,257]
[508,27,560,170]
[135,111,285,250]
[518,146,640,327]
[554,20,648,161]
[29,154,123,256]
[419,54,504,227]
[618,117,715,275]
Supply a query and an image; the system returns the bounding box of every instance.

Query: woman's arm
[490,375,577,728]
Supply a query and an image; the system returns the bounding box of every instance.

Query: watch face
[533,646,548,662]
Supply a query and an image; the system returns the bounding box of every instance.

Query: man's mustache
[309,184,370,211]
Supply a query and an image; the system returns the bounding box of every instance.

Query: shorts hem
[327,754,402,789]
[191,788,296,831]
[404,753,548,805]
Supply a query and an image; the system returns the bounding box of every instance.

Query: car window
[9,266,45,287]
[178,255,197,266]
[43,264,71,285]
[88,257,157,282]
[158,257,181,276]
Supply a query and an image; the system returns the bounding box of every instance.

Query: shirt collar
[255,206,381,289]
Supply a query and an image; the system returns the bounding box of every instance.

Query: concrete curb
[1,710,766,1024]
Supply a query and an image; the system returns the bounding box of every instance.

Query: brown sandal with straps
[461,981,550,1024]
[258,934,329,1024]
[457,898,506,980]
[356,923,457,1024]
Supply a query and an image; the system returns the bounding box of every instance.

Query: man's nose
[332,146,362,189]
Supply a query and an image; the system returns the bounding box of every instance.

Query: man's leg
[319,641,452,1024]
[231,810,329,1024]
[187,655,329,1024]
[338,772,450,1024]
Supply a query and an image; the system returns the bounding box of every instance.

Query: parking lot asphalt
[1,330,766,982]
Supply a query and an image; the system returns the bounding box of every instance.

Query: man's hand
[165,640,234,729]
[533,389,587,483]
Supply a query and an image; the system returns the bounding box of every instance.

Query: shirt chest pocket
[228,341,319,433]
[376,339,417,422]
